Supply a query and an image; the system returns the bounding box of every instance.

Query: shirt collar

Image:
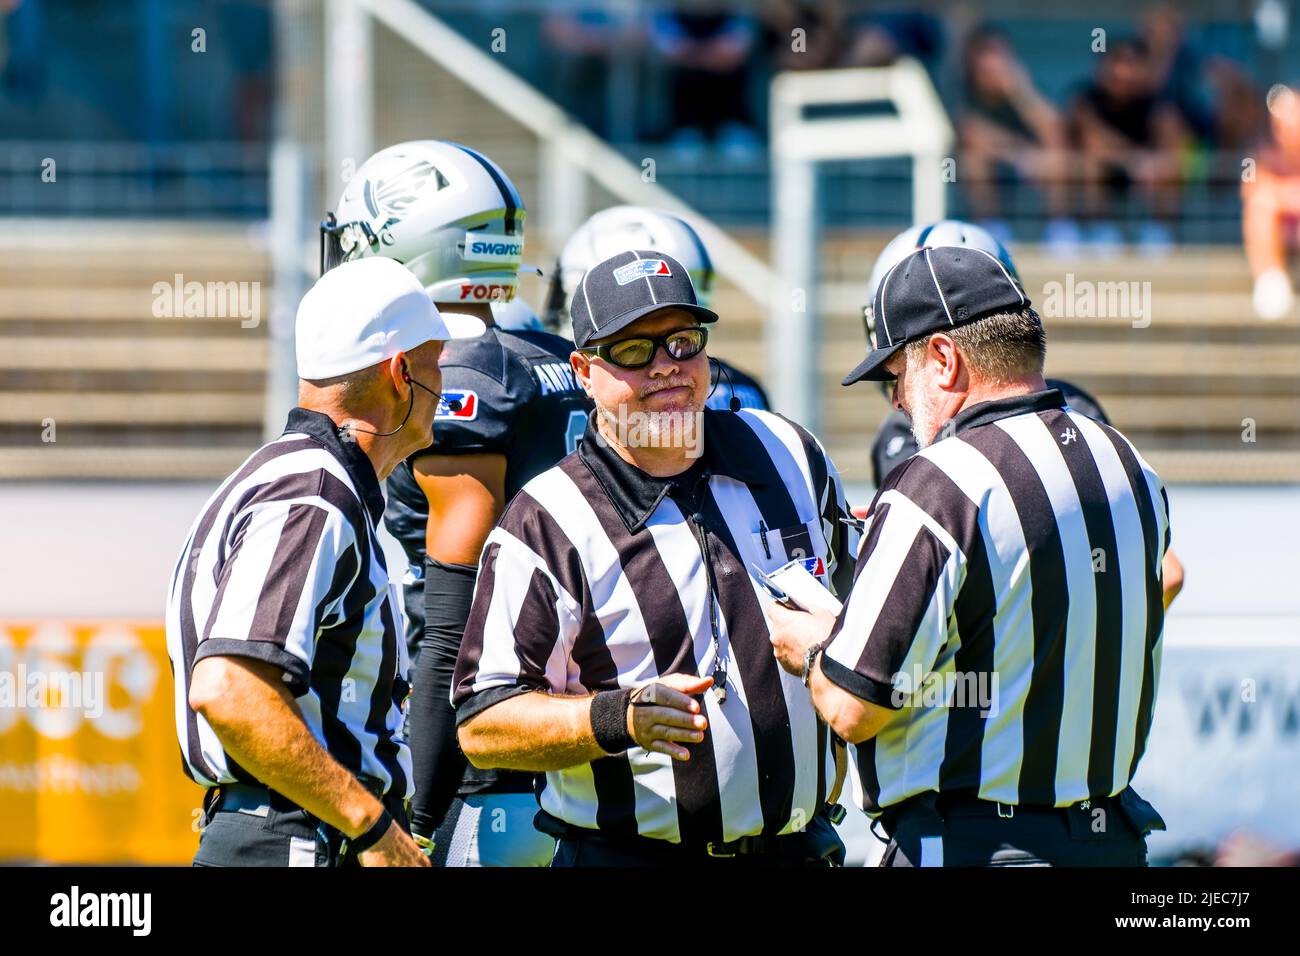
[948,387,1066,435]
[576,409,769,533]
[284,407,386,527]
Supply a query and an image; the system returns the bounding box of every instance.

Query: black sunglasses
[580,327,708,369]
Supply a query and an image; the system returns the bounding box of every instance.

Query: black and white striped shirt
[453,409,858,844]
[166,407,412,798]
[822,389,1170,814]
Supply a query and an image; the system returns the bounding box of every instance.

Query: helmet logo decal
[363,159,443,221]
[458,282,516,302]
[462,231,523,264]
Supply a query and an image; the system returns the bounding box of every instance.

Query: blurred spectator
[842,10,943,72]
[1,0,43,100]
[1205,57,1266,159]
[1070,37,1188,254]
[219,0,273,143]
[649,1,759,157]
[957,26,1076,254]
[1141,4,1266,177]
[1142,4,1216,143]
[1242,83,1300,320]
[761,0,851,73]
[1215,831,1300,867]
[542,8,645,141]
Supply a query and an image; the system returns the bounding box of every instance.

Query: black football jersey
[386,327,590,801]
[870,378,1110,488]
[384,327,592,567]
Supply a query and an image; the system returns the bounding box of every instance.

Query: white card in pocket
[762,558,843,616]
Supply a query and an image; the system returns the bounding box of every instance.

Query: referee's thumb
[656,672,714,701]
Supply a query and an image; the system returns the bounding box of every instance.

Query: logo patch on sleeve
[613,258,671,285]
[435,389,478,420]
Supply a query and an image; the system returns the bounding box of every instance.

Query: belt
[881,788,1125,831]
[537,809,842,861]
[207,775,389,815]
[934,790,1092,819]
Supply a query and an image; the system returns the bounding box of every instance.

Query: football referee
[769,246,1170,866]
[166,257,481,867]
[453,250,858,866]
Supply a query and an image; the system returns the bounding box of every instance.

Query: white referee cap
[295,257,484,380]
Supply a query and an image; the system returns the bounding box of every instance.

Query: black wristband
[590,688,635,754]
[348,807,393,856]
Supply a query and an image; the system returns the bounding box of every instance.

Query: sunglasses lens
[666,328,705,360]
[608,339,655,367]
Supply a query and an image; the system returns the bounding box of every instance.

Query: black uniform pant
[878,787,1161,867]
[193,782,410,868]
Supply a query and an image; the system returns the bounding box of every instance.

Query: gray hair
[904,307,1045,382]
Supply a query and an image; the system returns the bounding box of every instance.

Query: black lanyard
[670,470,729,703]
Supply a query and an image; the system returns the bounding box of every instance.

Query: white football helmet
[490,297,543,333]
[866,220,1020,308]
[322,140,526,310]
[863,220,1021,346]
[545,206,714,332]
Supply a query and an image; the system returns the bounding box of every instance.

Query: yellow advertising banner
[0,621,201,864]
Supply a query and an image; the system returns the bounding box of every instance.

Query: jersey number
[565,411,586,455]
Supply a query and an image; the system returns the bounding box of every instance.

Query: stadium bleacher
[1,2,1297,485]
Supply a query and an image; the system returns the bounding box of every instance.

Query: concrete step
[0,286,271,322]
[0,337,268,371]
[0,446,255,480]
[0,392,263,425]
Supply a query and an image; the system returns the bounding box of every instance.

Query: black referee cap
[844,245,1031,385]
[570,249,718,348]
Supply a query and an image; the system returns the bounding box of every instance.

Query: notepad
[759,558,843,616]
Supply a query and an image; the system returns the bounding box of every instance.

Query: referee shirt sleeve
[451,525,579,725]
[820,487,964,710]
[192,497,354,696]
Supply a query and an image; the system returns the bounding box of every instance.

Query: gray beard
[907,391,937,450]
[594,398,703,451]
[911,419,933,450]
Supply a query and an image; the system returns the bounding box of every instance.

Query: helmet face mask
[323,141,526,306]
[862,301,878,350]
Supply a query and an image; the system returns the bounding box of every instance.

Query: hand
[355,819,432,867]
[626,673,712,761]
[767,601,836,676]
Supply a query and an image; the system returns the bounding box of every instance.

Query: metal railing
[767,60,955,431]
[338,0,776,299]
